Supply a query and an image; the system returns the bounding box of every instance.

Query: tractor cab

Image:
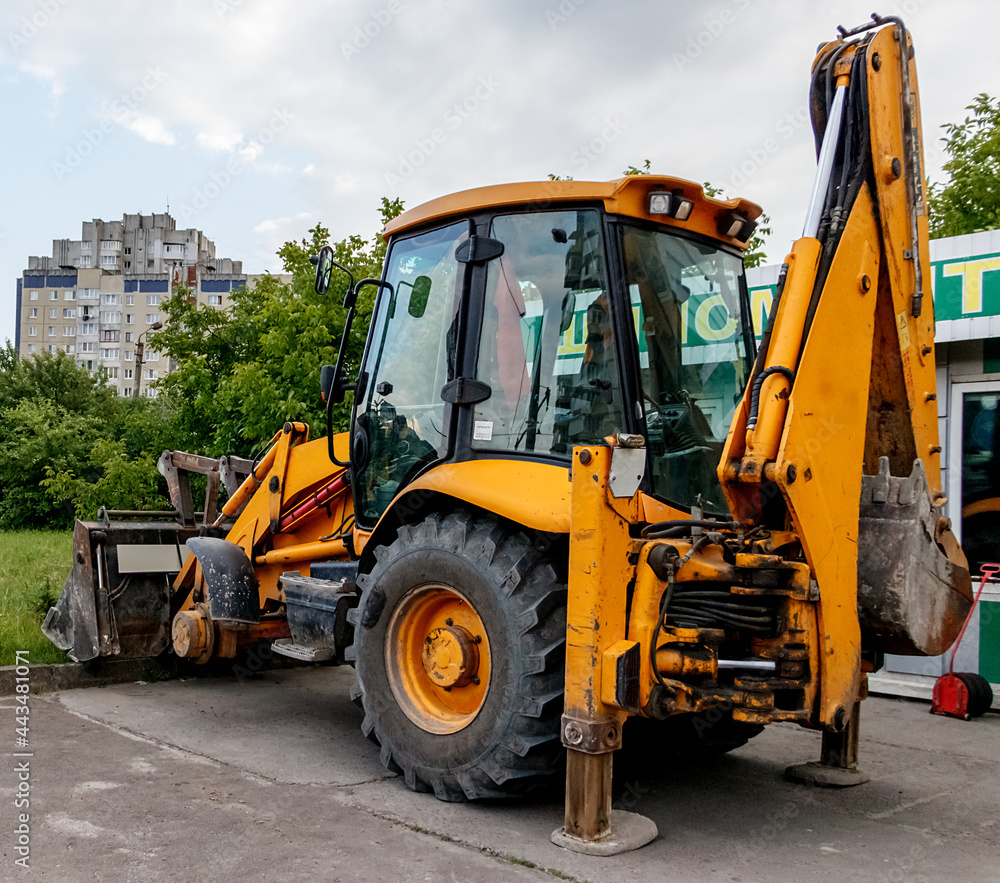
[319,176,763,528]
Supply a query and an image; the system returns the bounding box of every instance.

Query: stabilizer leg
[785,699,870,787]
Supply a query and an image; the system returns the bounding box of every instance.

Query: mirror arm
[326,278,393,469]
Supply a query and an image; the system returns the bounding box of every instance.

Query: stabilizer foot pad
[551,810,657,855]
[784,761,871,788]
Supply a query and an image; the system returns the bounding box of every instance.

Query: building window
[124,247,132,255]
[122,387,132,397]
[124,332,133,342]
[102,293,121,305]
[104,366,119,379]
[124,368,133,380]
[63,327,76,337]
[79,342,95,353]
[29,291,38,301]
[144,368,157,380]
[164,244,184,255]
[126,314,134,324]
[100,311,121,324]
[208,294,223,306]
[50,291,58,300]
[48,326,55,336]
[124,261,131,270]
[147,260,154,268]
[81,323,96,335]
[28,327,37,337]
[101,348,120,359]
[101,240,121,251]
[100,330,119,342]
[80,241,92,252]
[65,345,75,354]
[48,345,56,353]
[79,288,99,300]
[63,308,76,318]
[125,350,133,361]
[64,290,76,301]
[101,255,118,266]
[78,256,92,267]
[125,295,135,305]
[146,314,160,324]
[28,344,36,353]
[29,308,37,318]
[146,295,161,305]
[48,308,57,319]
[146,350,159,362]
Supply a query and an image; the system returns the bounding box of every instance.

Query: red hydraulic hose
[277,474,348,532]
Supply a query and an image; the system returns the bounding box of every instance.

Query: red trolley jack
[931,563,998,720]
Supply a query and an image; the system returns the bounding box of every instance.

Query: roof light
[648,190,694,221]
[716,210,757,243]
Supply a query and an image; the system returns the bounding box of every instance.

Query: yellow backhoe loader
[44,14,972,854]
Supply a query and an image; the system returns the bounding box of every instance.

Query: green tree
[150,198,404,458]
[43,439,170,521]
[928,93,1000,238]
[0,398,99,528]
[0,348,179,527]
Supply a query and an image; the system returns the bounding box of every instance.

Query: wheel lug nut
[472,677,480,686]
[445,618,454,626]
[474,634,482,644]
[443,686,452,692]
[425,636,432,644]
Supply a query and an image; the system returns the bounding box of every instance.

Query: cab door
[351,221,468,526]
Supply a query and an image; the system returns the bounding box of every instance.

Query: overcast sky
[2,0,998,348]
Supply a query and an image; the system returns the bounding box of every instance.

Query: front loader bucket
[857,458,973,656]
[42,519,198,662]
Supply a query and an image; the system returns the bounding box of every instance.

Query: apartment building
[15,212,253,397]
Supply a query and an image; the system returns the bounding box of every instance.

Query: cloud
[123,114,175,146]
[196,131,243,153]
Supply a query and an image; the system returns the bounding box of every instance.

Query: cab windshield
[621,223,754,510]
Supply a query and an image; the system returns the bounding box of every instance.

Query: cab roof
[383,176,764,251]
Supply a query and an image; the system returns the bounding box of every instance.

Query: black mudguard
[185,537,261,626]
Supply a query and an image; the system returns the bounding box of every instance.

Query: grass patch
[0,531,72,665]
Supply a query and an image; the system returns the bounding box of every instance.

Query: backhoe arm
[719,16,971,728]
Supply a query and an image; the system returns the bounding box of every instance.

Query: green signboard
[748,250,1000,338]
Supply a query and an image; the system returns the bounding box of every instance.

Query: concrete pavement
[2,664,999,881]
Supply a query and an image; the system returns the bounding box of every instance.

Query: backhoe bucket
[42,519,198,662]
[857,458,973,656]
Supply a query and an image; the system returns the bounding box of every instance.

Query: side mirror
[313,245,335,295]
[407,275,432,318]
[320,364,336,403]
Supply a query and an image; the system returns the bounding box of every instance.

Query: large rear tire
[347,511,566,801]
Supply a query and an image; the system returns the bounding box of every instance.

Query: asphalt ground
[2,664,999,882]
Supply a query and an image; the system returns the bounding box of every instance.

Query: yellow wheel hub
[386,585,491,734]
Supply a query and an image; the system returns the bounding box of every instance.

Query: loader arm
[719,16,972,727]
